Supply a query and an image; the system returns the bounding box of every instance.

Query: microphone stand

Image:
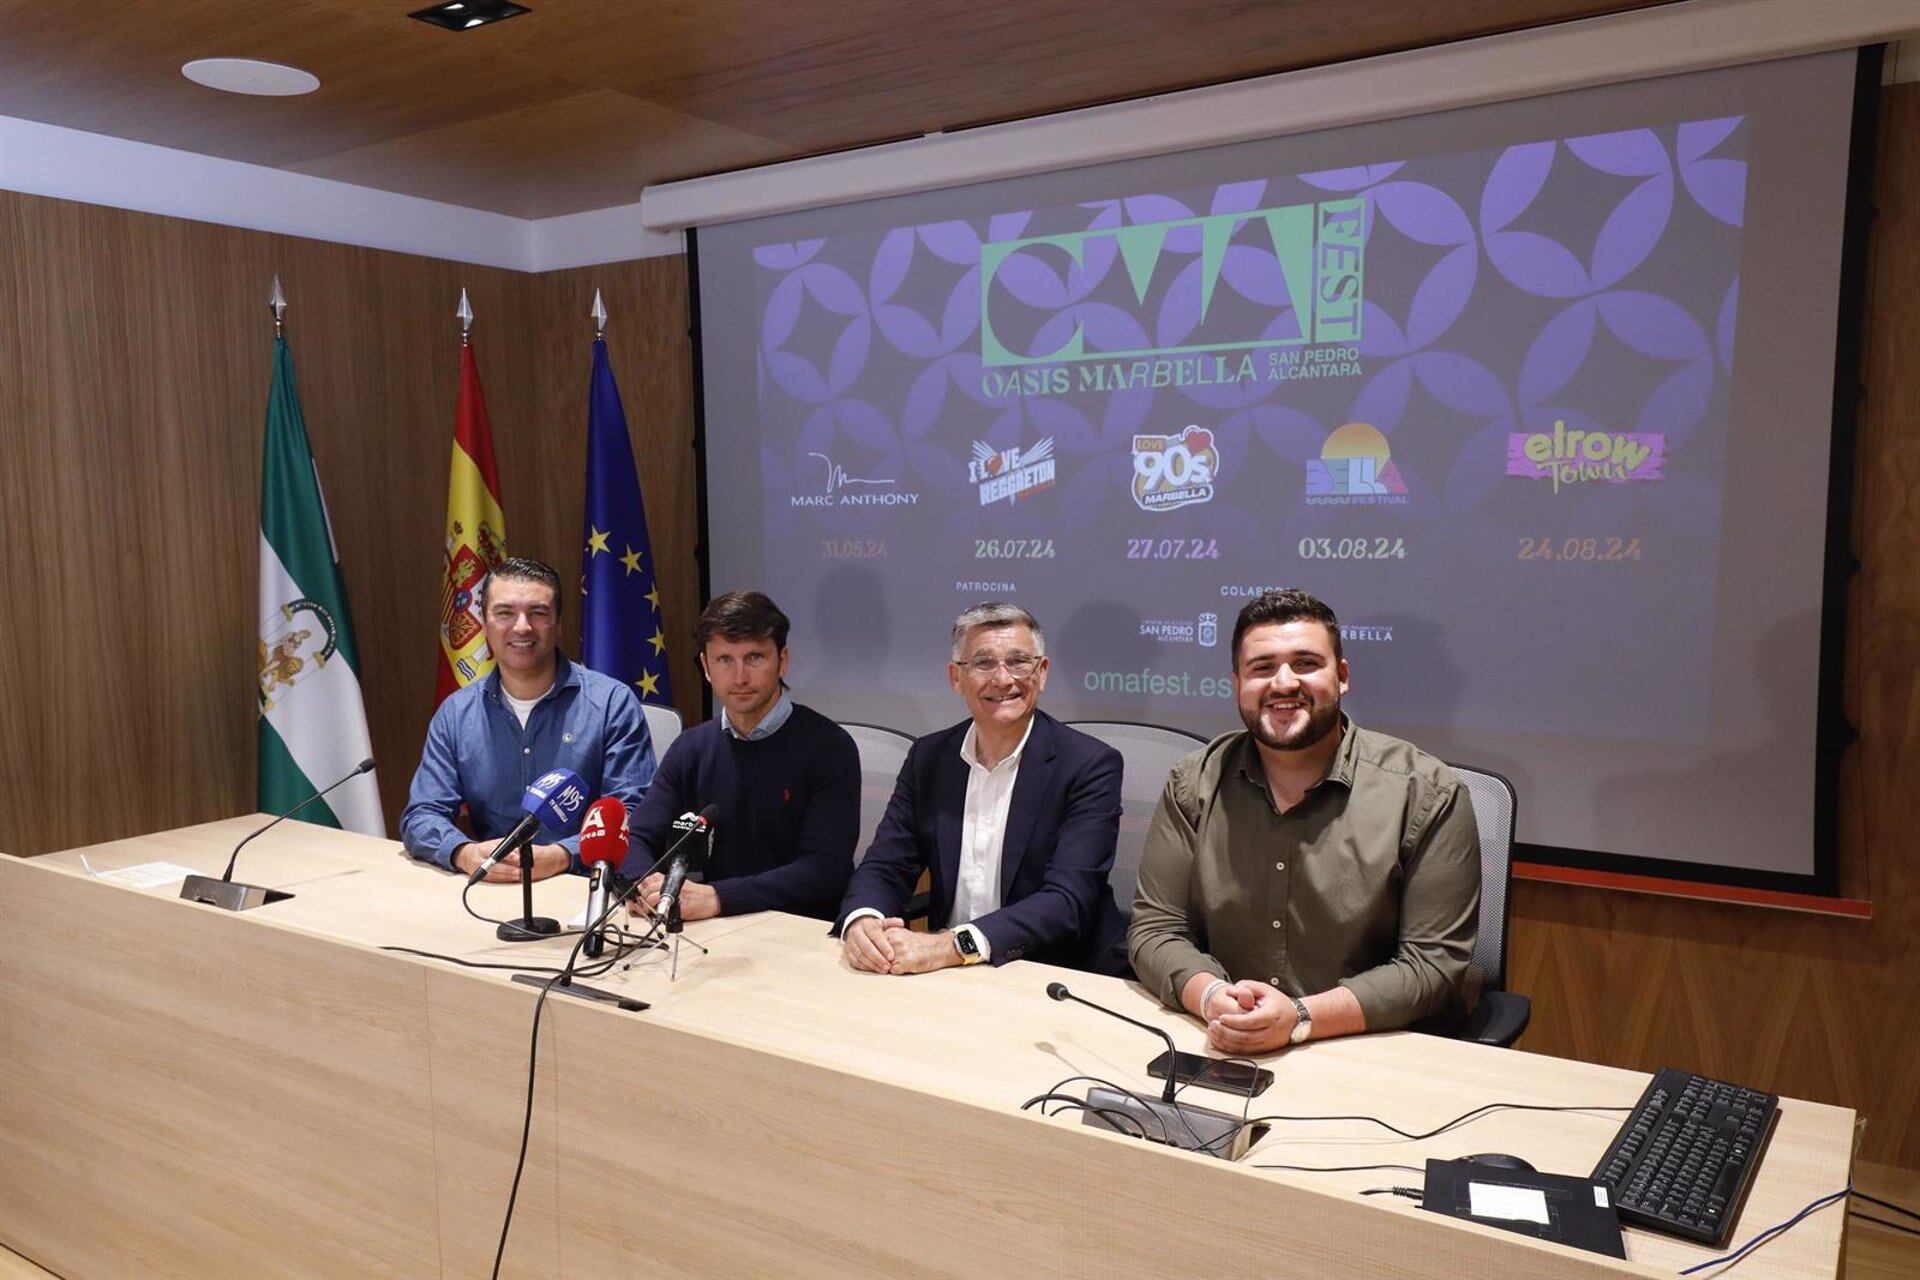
[497,842,560,942]
[663,824,715,981]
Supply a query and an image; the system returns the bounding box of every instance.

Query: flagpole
[591,288,608,338]
[269,276,287,337]
[457,287,474,347]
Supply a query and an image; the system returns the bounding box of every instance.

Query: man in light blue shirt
[401,557,656,880]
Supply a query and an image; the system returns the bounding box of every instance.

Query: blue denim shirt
[400,652,657,872]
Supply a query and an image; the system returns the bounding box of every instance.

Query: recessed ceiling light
[181,58,320,97]
[409,0,530,31]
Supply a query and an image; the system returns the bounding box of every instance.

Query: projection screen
[694,50,1867,888]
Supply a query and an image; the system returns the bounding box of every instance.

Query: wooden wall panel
[0,192,701,854]
[499,261,704,729]
[1505,84,1920,1169]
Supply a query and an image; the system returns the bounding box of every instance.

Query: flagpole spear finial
[268,276,287,336]
[590,288,608,337]
[457,288,474,346]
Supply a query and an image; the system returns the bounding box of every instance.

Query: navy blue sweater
[618,703,861,920]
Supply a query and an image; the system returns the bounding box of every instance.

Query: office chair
[641,703,683,759]
[1445,762,1531,1047]
[842,722,928,920]
[1066,720,1209,918]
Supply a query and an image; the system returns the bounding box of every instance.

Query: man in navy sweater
[622,591,861,921]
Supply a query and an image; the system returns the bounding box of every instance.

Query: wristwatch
[1288,995,1313,1045]
[952,926,985,966]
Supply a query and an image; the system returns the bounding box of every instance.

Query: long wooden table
[0,818,1856,1278]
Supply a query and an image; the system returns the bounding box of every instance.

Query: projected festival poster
[740,118,1748,744]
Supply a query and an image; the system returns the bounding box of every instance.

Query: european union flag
[580,337,672,704]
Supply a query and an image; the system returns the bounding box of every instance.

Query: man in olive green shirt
[1128,589,1479,1054]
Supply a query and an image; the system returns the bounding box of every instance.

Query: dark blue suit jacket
[838,710,1129,975]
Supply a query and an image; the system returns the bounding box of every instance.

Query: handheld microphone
[466,768,588,886]
[656,803,718,929]
[181,757,377,913]
[1045,982,1252,1160]
[578,797,630,959]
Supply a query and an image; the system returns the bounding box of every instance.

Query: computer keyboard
[1590,1067,1778,1246]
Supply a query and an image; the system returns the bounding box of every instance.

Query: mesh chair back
[1446,763,1517,994]
[642,703,683,760]
[843,723,917,863]
[1067,721,1209,916]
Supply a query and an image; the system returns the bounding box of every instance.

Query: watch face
[954,930,979,959]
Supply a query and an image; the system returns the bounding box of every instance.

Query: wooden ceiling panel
[0,0,585,166]
[285,90,788,219]
[0,0,1680,217]
[453,0,1674,149]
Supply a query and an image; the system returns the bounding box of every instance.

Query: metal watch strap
[1288,995,1312,1044]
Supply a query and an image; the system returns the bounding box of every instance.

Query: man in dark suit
[838,603,1129,977]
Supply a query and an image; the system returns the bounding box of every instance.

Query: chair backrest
[1445,762,1517,995]
[1066,720,1209,916]
[642,703,683,759]
[842,722,918,863]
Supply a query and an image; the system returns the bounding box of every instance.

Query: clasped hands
[1198,979,1299,1055]
[842,916,961,975]
[452,841,570,883]
[631,874,721,923]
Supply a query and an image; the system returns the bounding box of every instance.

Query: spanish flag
[435,341,507,705]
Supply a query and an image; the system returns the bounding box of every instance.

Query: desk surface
[1,817,1858,1279]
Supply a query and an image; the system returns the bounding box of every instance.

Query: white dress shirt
[842,716,1036,962]
[947,717,1034,931]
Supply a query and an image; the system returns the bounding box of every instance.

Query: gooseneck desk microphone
[179,757,376,912]
[1045,981,1254,1161]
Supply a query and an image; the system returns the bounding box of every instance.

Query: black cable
[1677,1188,1847,1276]
[1854,1189,1920,1221]
[489,878,666,1280]
[1021,1077,1175,1144]
[1170,1054,1262,1155]
[1210,1099,1633,1151]
[1021,1095,1155,1140]
[379,945,578,974]
[1021,1074,1220,1150]
[1360,1186,1424,1200]
[491,971,555,1280]
[1850,1210,1920,1239]
[1256,1162,1426,1175]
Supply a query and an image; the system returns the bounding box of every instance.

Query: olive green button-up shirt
[1127,719,1480,1032]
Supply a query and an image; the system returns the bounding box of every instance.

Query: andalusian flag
[581,333,672,704]
[256,336,384,833]
[435,337,508,704]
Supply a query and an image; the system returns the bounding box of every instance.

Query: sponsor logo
[955,579,1018,594]
[1305,422,1408,506]
[1506,420,1666,494]
[1140,619,1196,643]
[981,197,1366,368]
[790,452,922,508]
[1140,610,1224,647]
[1341,624,1394,644]
[1131,426,1220,513]
[968,437,1056,506]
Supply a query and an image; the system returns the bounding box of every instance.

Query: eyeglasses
[959,655,1041,679]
